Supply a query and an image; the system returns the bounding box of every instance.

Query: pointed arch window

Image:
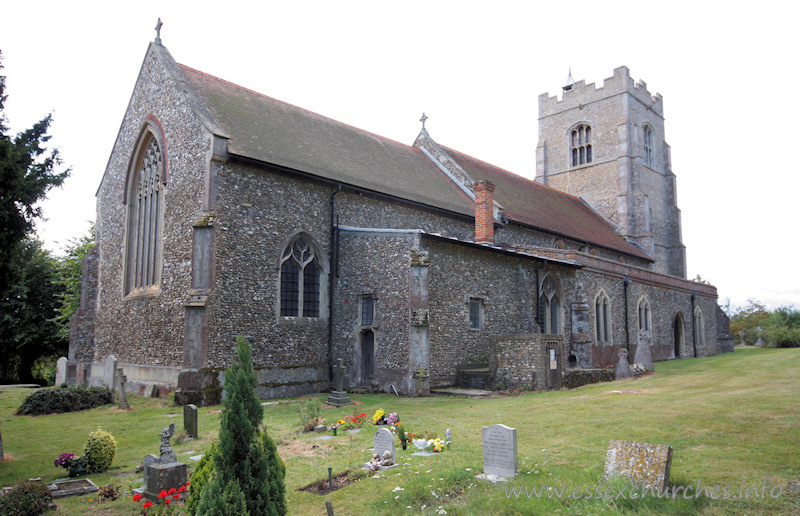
[538,274,562,335]
[280,235,324,318]
[643,125,654,167]
[570,124,593,167]
[125,126,166,295]
[638,297,651,332]
[693,306,705,349]
[595,291,612,343]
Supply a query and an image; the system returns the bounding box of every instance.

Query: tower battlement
[539,66,663,118]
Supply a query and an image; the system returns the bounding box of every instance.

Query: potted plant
[54,452,87,477]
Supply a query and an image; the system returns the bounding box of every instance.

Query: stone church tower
[535,67,686,278]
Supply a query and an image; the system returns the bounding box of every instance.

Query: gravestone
[481,424,517,478]
[102,355,118,391]
[184,404,198,439]
[135,424,186,500]
[615,349,632,379]
[55,357,67,385]
[634,332,654,372]
[603,439,672,490]
[116,368,130,410]
[364,428,398,471]
[327,358,352,407]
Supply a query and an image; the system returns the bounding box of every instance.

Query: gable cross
[420,112,428,130]
[155,18,163,45]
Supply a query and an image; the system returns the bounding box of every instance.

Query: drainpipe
[328,185,341,381]
[534,268,540,332]
[690,292,697,357]
[623,275,631,355]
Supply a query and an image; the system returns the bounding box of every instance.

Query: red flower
[173,493,180,499]
[186,481,191,486]
[133,494,143,502]
[165,498,171,505]
[158,490,167,499]
[143,501,153,508]
[168,488,177,495]
[178,485,186,493]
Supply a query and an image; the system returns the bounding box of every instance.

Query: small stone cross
[155,18,163,45]
[419,113,428,130]
[333,358,347,392]
[116,367,130,410]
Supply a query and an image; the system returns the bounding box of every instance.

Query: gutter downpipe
[328,185,342,382]
[623,275,631,355]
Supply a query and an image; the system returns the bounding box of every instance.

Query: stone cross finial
[420,113,428,130]
[157,423,177,464]
[155,18,163,45]
[333,358,347,392]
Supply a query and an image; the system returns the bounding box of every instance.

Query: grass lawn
[1,346,798,515]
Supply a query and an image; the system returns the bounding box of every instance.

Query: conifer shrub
[197,335,286,515]
[83,427,117,473]
[0,481,53,516]
[185,441,217,516]
[15,385,113,416]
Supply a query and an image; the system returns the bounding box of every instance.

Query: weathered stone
[603,439,672,490]
[55,357,67,386]
[616,348,632,379]
[158,424,177,464]
[184,404,198,439]
[117,368,130,410]
[634,332,655,372]
[102,355,118,391]
[326,391,351,407]
[142,462,187,501]
[482,424,517,478]
[365,428,398,471]
[141,453,158,491]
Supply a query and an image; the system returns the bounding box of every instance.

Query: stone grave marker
[141,454,158,492]
[55,357,67,385]
[615,348,632,379]
[480,424,517,479]
[184,404,198,439]
[327,358,352,407]
[102,355,118,391]
[603,439,672,490]
[134,424,186,500]
[116,367,130,410]
[365,427,398,471]
[634,332,654,372]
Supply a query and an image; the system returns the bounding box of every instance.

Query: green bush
[0,481,53,516]
[186,441,217,516]
[296,397,322,431]
[83,427,117,473]
[15,385,113,416]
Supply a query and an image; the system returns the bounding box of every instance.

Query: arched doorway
[673,313,685,358]
[360,329,375,383]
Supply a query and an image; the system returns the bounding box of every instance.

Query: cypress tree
[198,336,285,515]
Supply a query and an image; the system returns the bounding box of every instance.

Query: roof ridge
[441,144,587,202]
[178,63,422,153]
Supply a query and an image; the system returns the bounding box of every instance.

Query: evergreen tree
[197,336,286,515]
[0,51,70,299]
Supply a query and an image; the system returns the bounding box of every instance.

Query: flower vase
[333,427,338,436]
[68,465,86,477]
[401,441,407,450]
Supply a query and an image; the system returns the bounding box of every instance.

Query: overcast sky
[2,1,798,310]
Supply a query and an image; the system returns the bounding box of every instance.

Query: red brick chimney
[474,180,496,244]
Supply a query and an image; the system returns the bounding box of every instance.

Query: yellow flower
[372,408,385,424]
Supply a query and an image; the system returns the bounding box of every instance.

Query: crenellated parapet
[539,66,663,118]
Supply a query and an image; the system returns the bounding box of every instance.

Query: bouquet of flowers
[54,452,86,471]
[342,413,367,429]
[372,408,400,425]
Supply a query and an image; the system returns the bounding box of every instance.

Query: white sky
[2,1,798,310]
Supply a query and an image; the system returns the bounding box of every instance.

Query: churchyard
[0,347,798,514]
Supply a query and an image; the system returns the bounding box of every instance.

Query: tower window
[469,297,483,330]
[570,124,593,167]
[361,295,374,326]
[643,125,654,167]
[638,297,651,332]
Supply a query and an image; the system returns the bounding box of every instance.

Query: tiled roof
[179,65,474,217]
[178,63,649,260]
[442,147,652,260]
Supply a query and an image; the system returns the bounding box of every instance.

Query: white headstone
[373,427,395,460]
[102,355,118,391]
[55,357,68,386]
[482,424,517,478]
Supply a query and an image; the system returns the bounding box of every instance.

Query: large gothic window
[595,290,612,343]
[125,128,166,295]
[538,274,562,334]
[280,235,323,318]
[643,125,654,167]
[570,124,593,167]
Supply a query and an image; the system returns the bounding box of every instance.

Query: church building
[67,38,732,403]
